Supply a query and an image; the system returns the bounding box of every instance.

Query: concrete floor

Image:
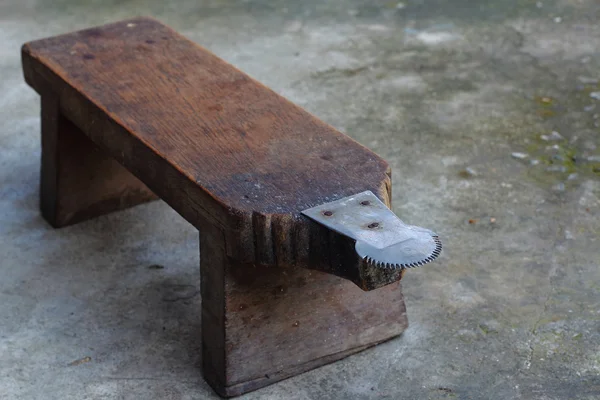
[1,0,599,399]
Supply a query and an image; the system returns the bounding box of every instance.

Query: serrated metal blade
[301,190,441,270]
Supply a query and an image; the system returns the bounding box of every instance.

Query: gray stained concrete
[1,1,599,399]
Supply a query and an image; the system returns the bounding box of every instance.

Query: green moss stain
[520,87,600,191]
[526,140,577,172]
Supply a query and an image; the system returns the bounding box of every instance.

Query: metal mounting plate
[301,191,441,269]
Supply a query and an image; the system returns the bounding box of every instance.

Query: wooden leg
[200,225,409,397]
[40,94,157,228]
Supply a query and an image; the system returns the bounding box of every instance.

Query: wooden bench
[22,17,410,397]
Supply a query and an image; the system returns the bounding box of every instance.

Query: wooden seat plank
[22,17,390,226]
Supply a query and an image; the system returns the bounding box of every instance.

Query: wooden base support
[40,94,156,228]
[200,224,407,397]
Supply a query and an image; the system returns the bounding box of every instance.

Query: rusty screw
[323,210,333,217]
[367,222,380,229]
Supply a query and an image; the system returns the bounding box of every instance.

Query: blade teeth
[364,256,402,270]
[362,234,442,270]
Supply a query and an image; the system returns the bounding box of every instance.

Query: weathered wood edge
[219,338,398,397]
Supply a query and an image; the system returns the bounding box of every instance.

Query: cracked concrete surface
[1,0,599,399]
